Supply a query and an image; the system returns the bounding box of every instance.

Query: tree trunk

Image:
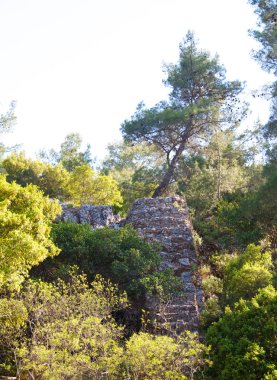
[152,162,176,197]
[152,141,186,198]
[216,144,222,200]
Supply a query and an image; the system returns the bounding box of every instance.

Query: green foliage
[262,87,277,160]
[0,175,61,290]
[39,162,71,199]
[3,152,70,200]
[202,275,223,299]
[102,141,162,213]
[0,272,210,379]
[140,269,184,302]
[214,166,277,246]
[182,131,262,248]
[0,15,275,380]
[0,273,127,379]
[184,161,216,220]
[249,0,277,74]
[215,194,262,246]
[199,265,224,328]
[200,243,274,330]
[185,159,276,248]
[0,101,17,158]
[125,331,210,379]
[59,132,93,171]
[121,31,243,197]
[67,164,123,207]
[39,132,93,171]
[103,141,163,175]
[254,164,277,241]
[3,151,43,186]
[0,298,27,375]
[34,223,181,303]
[0,101,16,136]
[184,130,249,206]
[206,286,277,379]
[3,154,123,207]
[223,244,273,306]
[201,296,223,327]
[249,0,277,161]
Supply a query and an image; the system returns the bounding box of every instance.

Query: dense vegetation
[0,1,276,378]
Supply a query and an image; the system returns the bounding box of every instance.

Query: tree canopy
[249,0,277,160]
[0,101,17,157]
[39,133,93,171]
[121,31,244,197]
[0,175,61,290]
[249,0,277,74]
[67,164,123,206]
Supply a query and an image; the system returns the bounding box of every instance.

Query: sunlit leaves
[0,175,61,290]
[223,244,273,305]
[67,164,123,207]
[206,286,277,379]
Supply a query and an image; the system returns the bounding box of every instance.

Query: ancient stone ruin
[58,204,121,228]
[59,197,203,333]
[126,196,203,333]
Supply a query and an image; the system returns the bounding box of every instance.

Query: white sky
[0,0,274,161]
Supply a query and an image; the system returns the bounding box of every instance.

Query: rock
[179,258,190,266]
[58,204,121,229]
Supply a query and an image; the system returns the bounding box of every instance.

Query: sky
[0,0,274,161]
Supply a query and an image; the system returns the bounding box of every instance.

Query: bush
[223,244,273,306]
[33,223,181,303]
[0,175,61,291]
[206,286,277,380]
[124,331,210,379]
[0,272,210,379]
[0,272,127,379]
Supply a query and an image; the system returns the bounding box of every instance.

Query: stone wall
[126,196,203,333]
[58,204,121,229]
[58,198,203,334]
